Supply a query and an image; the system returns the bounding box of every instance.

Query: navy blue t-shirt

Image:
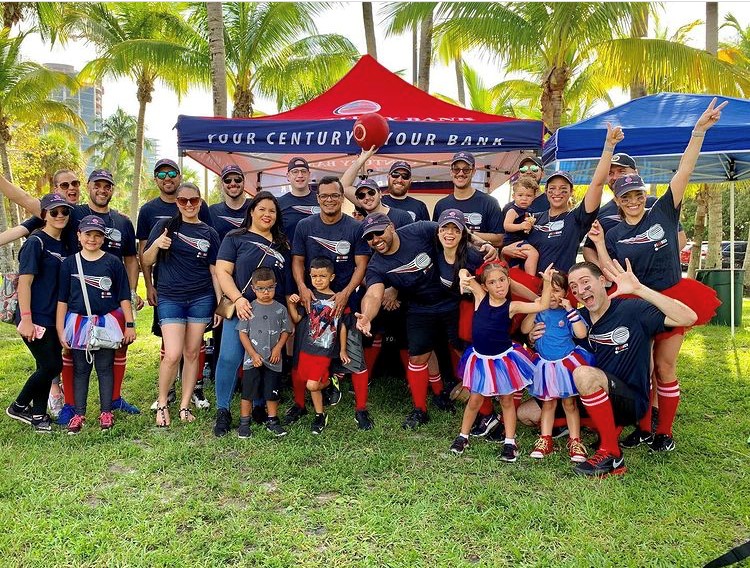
[604,187,681,291]
[16,231,67,326]
[382,194,430,223]
[217,230,292,304]
[578,298,665,418]
[146,220,221,301]
[22,215,75,254]
[58,252,130,315]
[527,192,551,215]
[437,245,484,299]
[526,202,599,273]
[277,190,319,243]
[365,221,453,314]
[68,205,136,259]
[385,206,414,229]
[209,200,250,241]
[136,196,212,241]
[292,214,369,294]
[21,215,43,233]
[433,191,504,234]
[502,203,533,246]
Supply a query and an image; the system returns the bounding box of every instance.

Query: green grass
[0,299,748,567]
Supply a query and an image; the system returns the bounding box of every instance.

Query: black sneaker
[500,442,519,462]
[311,412,328,435]
[573,449,627,477]
[265,417,288,438]
[649,433,676,452]
[450,435,469,455]
[284,404,308,425]
[6,402,33,425]
[470,413,500,437]
[323,375,342,407]
[485,424,506,443]
[432,390,456,413]
[31,414,53,433]
[237,421,252,439]
[354,409,374,431]
[551,425,570,439]
[402,408,429,430]
[621,428,654,448]
[213,408,232,437]
[251,404,268,424]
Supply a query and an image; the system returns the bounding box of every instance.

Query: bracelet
[691,130,705,138]
[125,322,135,328]
[566,309,581,322]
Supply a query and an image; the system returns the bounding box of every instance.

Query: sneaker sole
[67,430,81,435]
[266,429,288,438]
[450,449,465,455]
[649,443,675,452]
[500,456,518,462]
[529,453,548,459]
[569,455,587,463]
[573,465,628,478]
[6,408,32,425]
[237,433,252,439]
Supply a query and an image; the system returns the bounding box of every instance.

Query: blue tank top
[472,295,512,356]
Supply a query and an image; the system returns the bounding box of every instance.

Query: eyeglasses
[318,193,342,202]
[451,166,473,175]
[252,285,276,293]
[176,196,201,207]
[223,176,243,184]
[364,230,386,241]
[356,188,378,200]
[289,168,309,176]
[155,170,179,180]
[519,165,540,173]
[57,180,81,190]
[390,171,411,180]
[48,208,70,218]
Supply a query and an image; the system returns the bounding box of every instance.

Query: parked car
[680,240,746,270]
[680,241,707,271]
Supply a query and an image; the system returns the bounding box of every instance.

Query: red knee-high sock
[637,406,652,432]
[352,370,369,411]
[449,349,460,380]
[196,342,206,382]
[655,380,680,436]
[62,352,75,406]
[513,391,523,409]
[406,362,429,411]
[479,397,494,415]
[580,389,621,457]
[364,338,381,376]
[428,372,444,395]
[112,348,126,400]
[399,349,409,375]
[292,368,306,408]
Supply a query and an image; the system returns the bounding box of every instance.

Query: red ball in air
[353,113,389,150]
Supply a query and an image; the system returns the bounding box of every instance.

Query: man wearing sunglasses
[432,151,504,247]
[209,164,250,241]
[381,161,430,223]
[277,157,320,243]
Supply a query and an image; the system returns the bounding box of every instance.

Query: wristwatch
[125,322,135,328]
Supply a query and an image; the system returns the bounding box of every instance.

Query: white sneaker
[191,390,210,409]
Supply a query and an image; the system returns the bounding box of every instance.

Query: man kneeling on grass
[534,260,696,477]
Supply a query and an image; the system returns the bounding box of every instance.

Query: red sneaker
[529,435,554,459]
[99,411,114,431]
[67,414,85,435]
[567,437,588,463]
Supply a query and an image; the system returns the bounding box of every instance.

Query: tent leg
[730,181,736,335]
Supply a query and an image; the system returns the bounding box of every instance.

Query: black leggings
[71,349,115,415]
[18,329,63,416]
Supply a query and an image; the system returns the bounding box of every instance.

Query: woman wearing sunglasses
[143,183,222,426]
[6,193,72,432]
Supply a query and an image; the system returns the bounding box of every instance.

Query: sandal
[179,407,195,423]
[156,405,170,427]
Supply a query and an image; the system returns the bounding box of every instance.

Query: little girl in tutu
[521,271,593,463]
[450,260,554,462]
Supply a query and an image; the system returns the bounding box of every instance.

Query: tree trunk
[629,6,648,99]
[0,138,16,271]
[417,10,433,92]
[705,183,723,269]
[232,86,254,118]
[540,65,570,132]
[706,3,719,55]
[206,2,228,117]
[412,26,418,85]
[687,185,708,278]
[455,56,465,106]
[132,77,153,221]
[362,2,377,60]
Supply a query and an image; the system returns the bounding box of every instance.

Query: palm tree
[362,2,377,59]
[206,2,228,117]
[85,108,154,182]
[65,2,209,220]
[189,3,358,117]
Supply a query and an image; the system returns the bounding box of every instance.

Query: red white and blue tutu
[529,345,594,401]
[458,343,535,396]
[64,309,124,350]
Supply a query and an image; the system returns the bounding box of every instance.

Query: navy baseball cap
[154,158,180,173]
[288,157,309,171]
[221,164,244,179]
[612,174,647,198]
[451,151,475,168]
[546,170,575,187]
[78,215,107,234]
[40,193,74,211]
[611,153,637,170]
[361,212,393,237]
[437,208,466,231]
[88,169,115,185]
[356,179,380,193]
[389,161,412,175]
[519,155,544,169]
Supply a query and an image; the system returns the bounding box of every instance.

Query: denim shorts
[158,294,215,326]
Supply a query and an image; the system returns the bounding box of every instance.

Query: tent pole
[730,180,736,335]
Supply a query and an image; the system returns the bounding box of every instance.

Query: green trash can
[695,269,743,326]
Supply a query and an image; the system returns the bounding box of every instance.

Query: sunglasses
[223,176,243,184]
[356,188,378,200]
[519,165,541,173]
[48,208,71,218]
[252,284,276,293]
[364,230,386,241]
[451,166,473,175]
[176,196,201,207]
[155,170,179,180]
[57,180,81,190]
[390,171,411,180]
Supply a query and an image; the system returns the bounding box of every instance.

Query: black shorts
[604,372,643,426]
[406,309,460,357]
[242,366,281,402]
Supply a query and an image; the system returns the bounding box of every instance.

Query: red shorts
[297,352,332,383]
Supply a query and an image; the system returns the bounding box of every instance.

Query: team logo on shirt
[440,276,452,288]
[407,211,416,221]
[534,219,565,238]
[48,251,65,262]
[104,227,122,243]
[388,252,432,274]
[310,236,351,260]
[176,232,210,258]
[617,224,668,251]
[464,212,483,228]
[74,274,113,299]
[250,241,286,267]
[218,215,244,228]
[292,205,321,215]
[589,326,630,354]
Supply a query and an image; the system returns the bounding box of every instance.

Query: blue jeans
[215,316,243,411]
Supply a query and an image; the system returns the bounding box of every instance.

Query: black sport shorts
[604,372,645,426]
[406,309,460,357]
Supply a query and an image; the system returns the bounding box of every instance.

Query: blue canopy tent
[543,93,750,332]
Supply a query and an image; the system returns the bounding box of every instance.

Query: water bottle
[202,362,211,383]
